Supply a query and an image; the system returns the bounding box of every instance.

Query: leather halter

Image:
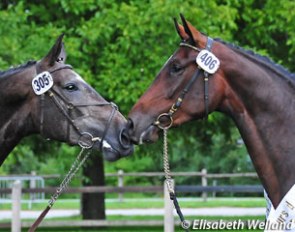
[154,37,214,129]
[28,66,119,232]
[154,37,215,232]
[38,65,117,149]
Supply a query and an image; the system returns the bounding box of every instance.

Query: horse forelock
[215,38,295,86]
[0,60,37,79]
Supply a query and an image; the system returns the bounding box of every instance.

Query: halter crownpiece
[179,42,201,52]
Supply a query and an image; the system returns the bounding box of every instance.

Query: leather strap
[28,206,51,232]
[203,37,214,118]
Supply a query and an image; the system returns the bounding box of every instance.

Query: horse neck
[218,47,295,207]
[0,66,38,165]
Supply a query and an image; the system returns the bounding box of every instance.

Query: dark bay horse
[127,15,295,209]
[0,35,133,165]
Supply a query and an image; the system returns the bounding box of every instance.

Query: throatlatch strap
[203,37,214,119]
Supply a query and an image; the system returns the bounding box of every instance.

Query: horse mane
[0,60,36,79]
[215,38,295,86]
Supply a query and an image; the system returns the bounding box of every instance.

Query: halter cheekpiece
[154,36,216,129]
[36,65,118,150]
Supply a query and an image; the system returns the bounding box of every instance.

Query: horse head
[127,15,295,208]
[0,34,133,164]
[127,15,226,144]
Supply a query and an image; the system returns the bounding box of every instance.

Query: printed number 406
[196,50,220,74]
[199,52,218,70]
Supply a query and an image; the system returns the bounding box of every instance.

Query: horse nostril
[119,128,131,149]
[125,118,140,145]
[127,118,134,131]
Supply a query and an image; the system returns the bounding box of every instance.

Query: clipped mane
[0,60,36,79]
[215,38,295,86]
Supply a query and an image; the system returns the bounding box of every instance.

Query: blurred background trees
[0,0,294,218]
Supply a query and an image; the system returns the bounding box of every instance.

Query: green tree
[1,0,294,218]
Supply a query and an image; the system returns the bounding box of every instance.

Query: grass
[8,227,165,232]
[0,197,267,210]
[3,217,265,232]
[107,197,266,209]
[0,215,266,232]
[0,197,266,231]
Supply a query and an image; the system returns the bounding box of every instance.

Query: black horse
[0,35,133,165]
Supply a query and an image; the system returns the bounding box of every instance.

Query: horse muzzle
[126,118,160,145]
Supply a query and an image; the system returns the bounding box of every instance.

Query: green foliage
[0,0,293,187]
[233,0,295,71]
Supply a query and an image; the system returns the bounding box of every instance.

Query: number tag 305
[32,71,54,95]
[196,50,220,74]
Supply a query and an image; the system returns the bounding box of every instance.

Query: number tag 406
[32,71,54,95]
[196,50,220,74]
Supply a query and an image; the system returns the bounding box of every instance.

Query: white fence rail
[0,171,45,207]
[0,170,261,231]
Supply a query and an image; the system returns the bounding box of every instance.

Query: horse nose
[125,118,139,145]
[119,127,132,150]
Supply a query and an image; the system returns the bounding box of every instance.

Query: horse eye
[170,63,183,74]
[63,83,78,92]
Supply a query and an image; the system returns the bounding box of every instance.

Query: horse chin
[139,125,160,144]
[100,140,133,162]
[102,148,121,162]
[89,141,119,161]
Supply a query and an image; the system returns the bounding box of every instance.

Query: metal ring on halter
[110,101,118,110]
[154,113,173,130]
[78,132,95,149]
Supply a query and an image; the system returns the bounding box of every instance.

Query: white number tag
[32,71,54,95]
[196,50,220,74]
[265,184,295,232]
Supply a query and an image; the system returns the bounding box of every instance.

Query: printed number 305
[33,74,50,91]
[32,71,53,95]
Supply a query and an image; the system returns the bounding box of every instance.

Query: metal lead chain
[162,128,189,232]
[48,148,91,207]
[163,129,174,196]
[163,128,189,232]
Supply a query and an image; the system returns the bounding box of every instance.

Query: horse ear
[178,14,206,48]
[174,18,190,41]
[173,18,181,37]
[41,34,67,67]
[180,14,195,45]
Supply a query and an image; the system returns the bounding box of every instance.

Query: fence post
[12,180,21,232]
[164,180,174,232]
[29,171,36,209]
[201,168,207,202]
[212,180,217,198]
[118,170,124,202]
